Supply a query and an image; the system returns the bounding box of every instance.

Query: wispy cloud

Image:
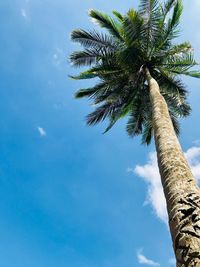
[52,48,64,67]
[192,139,200,146]
[37,126,46,137]
[168,258,176,266]
[129,146,200,223]
[137,250,160,266]
[21,8,27,19]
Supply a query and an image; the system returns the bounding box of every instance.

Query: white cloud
[185,146,200,164]
[137,250,160,266]
[37,127,46,137]
[21,8,27,19]
[134,152,168,223]
[131,146,200,224]
[185,147,200,181]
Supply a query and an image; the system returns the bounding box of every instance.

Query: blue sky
[0,0,200,266]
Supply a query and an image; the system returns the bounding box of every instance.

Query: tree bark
[145,67,200,267]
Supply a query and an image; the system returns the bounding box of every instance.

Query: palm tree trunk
[145,67,200,267]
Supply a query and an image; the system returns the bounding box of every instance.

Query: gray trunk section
[145,68,200,267]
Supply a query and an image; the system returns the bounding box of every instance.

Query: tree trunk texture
[145,68,200,267]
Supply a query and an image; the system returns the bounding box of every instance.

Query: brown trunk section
[145,68,200,267]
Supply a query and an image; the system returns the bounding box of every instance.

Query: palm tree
[69,0,200,266]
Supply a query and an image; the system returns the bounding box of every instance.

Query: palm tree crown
[69,0,200,144]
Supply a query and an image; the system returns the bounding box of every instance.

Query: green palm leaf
[71,29,115,49]
[88,9,123,40]
[70,0,200,144]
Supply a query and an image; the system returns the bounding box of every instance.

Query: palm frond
[139,0,161,53]
[126,100,144,136]
[163,0,177,18]
[69,49,101,67]
[169,111,180,135]
[88,9,123,40]
[154,69,187,96]
[123,9,144,47]
[160,53,198,74]
[142,121,153,145]
[182,70,200,78]
[164,93,191,117]
[75,88,99,98]
[70,63,123,80]
[155,42,192,59]
[69,45,117,67]
[103,101,133,133]
[70,0,200,143]
[155,0,183,52]
[126,114,143,136]
[69,69,98,80]
[86,100,122,125]
[139,0,159,16]
[171,0,183,30]
[165,0,183,38]
[166,42,192,56]
[117,46,143,71]
[112,10,124,22]
[103,116,118,133]
[75,81,113,99]
[71,29,116,49]
[168,69,200,78]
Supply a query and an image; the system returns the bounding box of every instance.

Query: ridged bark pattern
[146,68,200,267]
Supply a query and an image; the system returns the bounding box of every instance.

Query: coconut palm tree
[69,0,200,266]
